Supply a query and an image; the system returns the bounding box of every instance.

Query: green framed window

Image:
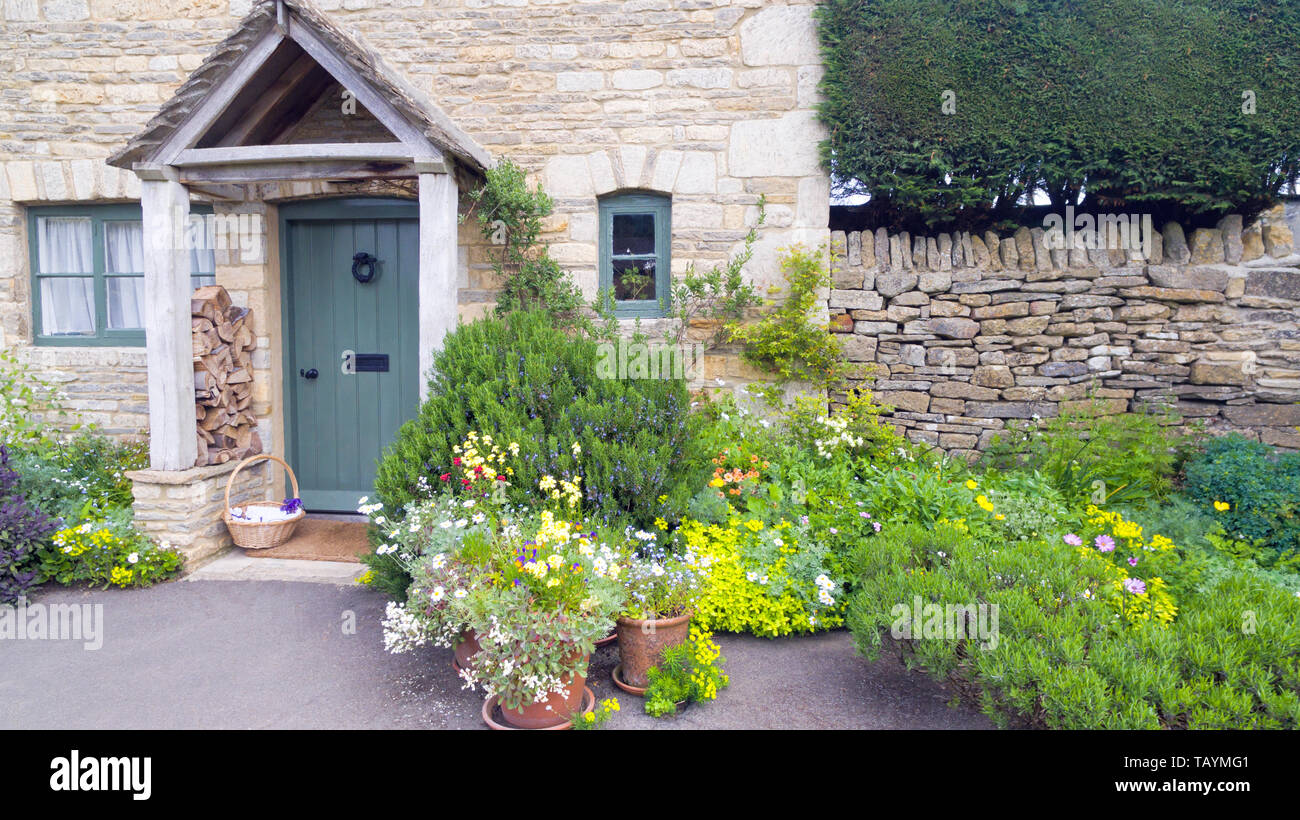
[599,192,671,318]
[28,203,216,346]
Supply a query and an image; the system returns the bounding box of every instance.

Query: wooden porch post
[417,162,458,401]
[138,167,198,470]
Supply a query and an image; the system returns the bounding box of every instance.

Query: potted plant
[371,431,521,671]
[642,626,729,717]
[373,492,494,666]
[459,508,626,729]
[613,529,710,693]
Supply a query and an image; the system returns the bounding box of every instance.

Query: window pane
[106,277,145,329]
[613,260,656,301]
[104,221,144,274]
[190,247,215,276]
[37,217,93,274]
[612,213,655,256]
[39,277,95,335]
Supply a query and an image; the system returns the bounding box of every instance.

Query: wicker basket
[223,453,306,550]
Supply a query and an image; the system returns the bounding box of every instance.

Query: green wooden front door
[282,199,420,511]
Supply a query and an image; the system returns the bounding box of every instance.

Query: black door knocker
[351,252,378,283]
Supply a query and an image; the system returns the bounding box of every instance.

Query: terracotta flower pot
[616,610,692,690]
[498,654,590,730]
[452,628,481,674]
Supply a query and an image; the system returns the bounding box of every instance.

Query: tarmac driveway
[0,580,992,730]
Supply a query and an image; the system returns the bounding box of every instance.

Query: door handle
[299,368,319,380]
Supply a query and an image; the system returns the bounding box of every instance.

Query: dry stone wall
[829,205,1300,454]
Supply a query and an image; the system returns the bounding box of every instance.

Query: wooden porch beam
[418,168,459,400]
[151,28,286,165]
[286,17,442,159]
[140,176,199,470]
[175,142,415,167]
[175,158,423,185]
[213,53,323,148]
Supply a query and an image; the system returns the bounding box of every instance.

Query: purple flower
[1127,556,1138,567]
[872,521,882,533]
[1095,535,1115,553]
[280,497,303,514]
[1123,578,1146,595]
[1063,533,1082,547]
[828,527,838,535]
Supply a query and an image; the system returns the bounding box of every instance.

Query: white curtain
[104,220,144,329]
[37,217,94,336]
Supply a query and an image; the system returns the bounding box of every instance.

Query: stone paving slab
[184,552,365,584]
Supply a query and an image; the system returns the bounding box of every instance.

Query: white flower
[127,552,139,564]
[453,589,467,599]
[430,586,445,602]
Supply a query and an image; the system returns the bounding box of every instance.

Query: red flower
[439,473,450,482]
[495,475,507,481]
[452,457,462,466]
[474,465,484,474]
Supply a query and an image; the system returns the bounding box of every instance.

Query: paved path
[1,581,992,730]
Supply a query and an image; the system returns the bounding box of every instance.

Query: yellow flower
[654,517,668,531]
[745,519,764,532]
[1213,500,1230,512]
[975,494,994,513]
[965,479,978,490]
[995,514,1005,521]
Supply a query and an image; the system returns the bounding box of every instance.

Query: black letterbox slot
[354,353,389,372]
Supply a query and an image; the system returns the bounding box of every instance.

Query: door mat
[244,517,372,563]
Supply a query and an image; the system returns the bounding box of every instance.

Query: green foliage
[730,245,847,392]
[1182,434,1300,570]
[643,626,729,717]
[6,434,147,522]
[980,400,1186,507]
[847,520,1300,729]
[0,346,74,450]
[816,0,1300,229]
[466,159,585,321]
[39,509,181,589]
[371,310,699,595]
[667,197,765,350]
[571,697,621,729]
[1,445,57,605]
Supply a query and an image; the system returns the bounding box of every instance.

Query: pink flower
[872,522,882,533]
[1095,535,1115,553]
[1123,578,1146,595]
[1127,556,1138,567]
[1063,533,1082,546]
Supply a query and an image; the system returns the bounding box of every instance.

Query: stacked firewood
[192,285,262,466]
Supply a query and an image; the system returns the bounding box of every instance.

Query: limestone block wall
[127,458,270,566]
[0,0,234,438]
[1,0,831,433]
[829,206,1300,454]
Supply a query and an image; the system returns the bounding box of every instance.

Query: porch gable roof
[106,0,491,175]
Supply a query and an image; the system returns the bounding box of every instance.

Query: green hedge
[816,0,1300,230]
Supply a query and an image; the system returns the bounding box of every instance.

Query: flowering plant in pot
[459,509,627,728]
[614,527,710,693]
[377,492,495,661]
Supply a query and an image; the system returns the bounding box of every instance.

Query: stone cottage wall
[829,205,1300,455]
[0,0,829,436]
